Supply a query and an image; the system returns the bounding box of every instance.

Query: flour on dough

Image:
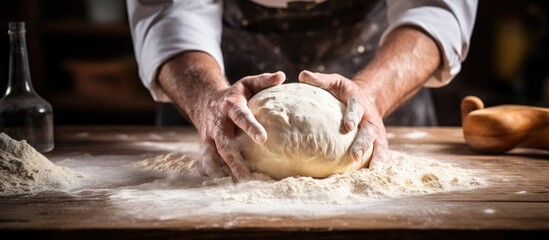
[237,83,373,179]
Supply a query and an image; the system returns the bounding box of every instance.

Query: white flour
[114,151,486,218]
[138,152,203,176]
[0,131,488,219]
[203,152,484,203]
[0,133,83,196]
[402,130,429,139]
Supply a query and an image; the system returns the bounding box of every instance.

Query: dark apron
[157,0,437,126]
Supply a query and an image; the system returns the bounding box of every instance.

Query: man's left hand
[299,70,392,169]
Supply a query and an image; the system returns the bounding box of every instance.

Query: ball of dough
[237,83,373,179]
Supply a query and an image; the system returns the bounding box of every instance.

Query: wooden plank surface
[1,126,548,239]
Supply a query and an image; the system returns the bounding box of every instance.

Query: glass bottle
[0,22,54,152]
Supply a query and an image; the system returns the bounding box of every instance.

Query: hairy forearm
[353,26,441,117]
[157,51,229,126]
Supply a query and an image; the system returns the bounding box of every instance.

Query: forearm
[353,26,441,117]
[157,51,229,127]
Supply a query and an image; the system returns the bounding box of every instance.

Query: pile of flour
[134,151,486,205]
[0,133,83,196]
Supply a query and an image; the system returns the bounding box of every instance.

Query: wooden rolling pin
[461,96,549,153]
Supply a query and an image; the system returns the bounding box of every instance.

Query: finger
[344,97,364,131]
[199,140,229,179]
[298,70,334,89]
[299,70,351,101]
[369,138,393,170]
[299,70,347,90]
[214,133,252,181]
[222,165,234,178]
[227,102,268,143]
[240,71,286,94]
[350,121,376,162]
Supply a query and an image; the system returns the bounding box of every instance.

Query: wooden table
[1,126,548,239]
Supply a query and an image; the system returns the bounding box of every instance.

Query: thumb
[298,70,332,89]
[241,71,286,94]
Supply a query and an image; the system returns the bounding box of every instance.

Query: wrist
[158,51,229,125]
[352,78,388,118]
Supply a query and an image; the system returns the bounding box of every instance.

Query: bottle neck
[6,30,34,95]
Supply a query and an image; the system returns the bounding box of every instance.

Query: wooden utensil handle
[460,96,484,120]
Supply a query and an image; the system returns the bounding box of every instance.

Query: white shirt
[127,0,478,102]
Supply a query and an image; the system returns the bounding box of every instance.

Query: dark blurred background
[0,0,548,126]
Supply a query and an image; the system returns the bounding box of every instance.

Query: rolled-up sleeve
[381,0,478,87]
[127,0,224,102]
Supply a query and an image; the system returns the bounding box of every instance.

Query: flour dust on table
[0,133,84,196]
[137,150,485,200]
[117,150,487,219]
[0,129,488,218]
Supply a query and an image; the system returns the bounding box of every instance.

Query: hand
[198,72,286,181]
[298,70,392,169]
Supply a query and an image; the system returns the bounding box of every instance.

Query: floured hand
[198,72,286,181]
[298,70,392,169]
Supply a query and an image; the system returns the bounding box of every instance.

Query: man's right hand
[197,72,286,181]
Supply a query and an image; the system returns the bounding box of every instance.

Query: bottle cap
[8,22,26,34]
